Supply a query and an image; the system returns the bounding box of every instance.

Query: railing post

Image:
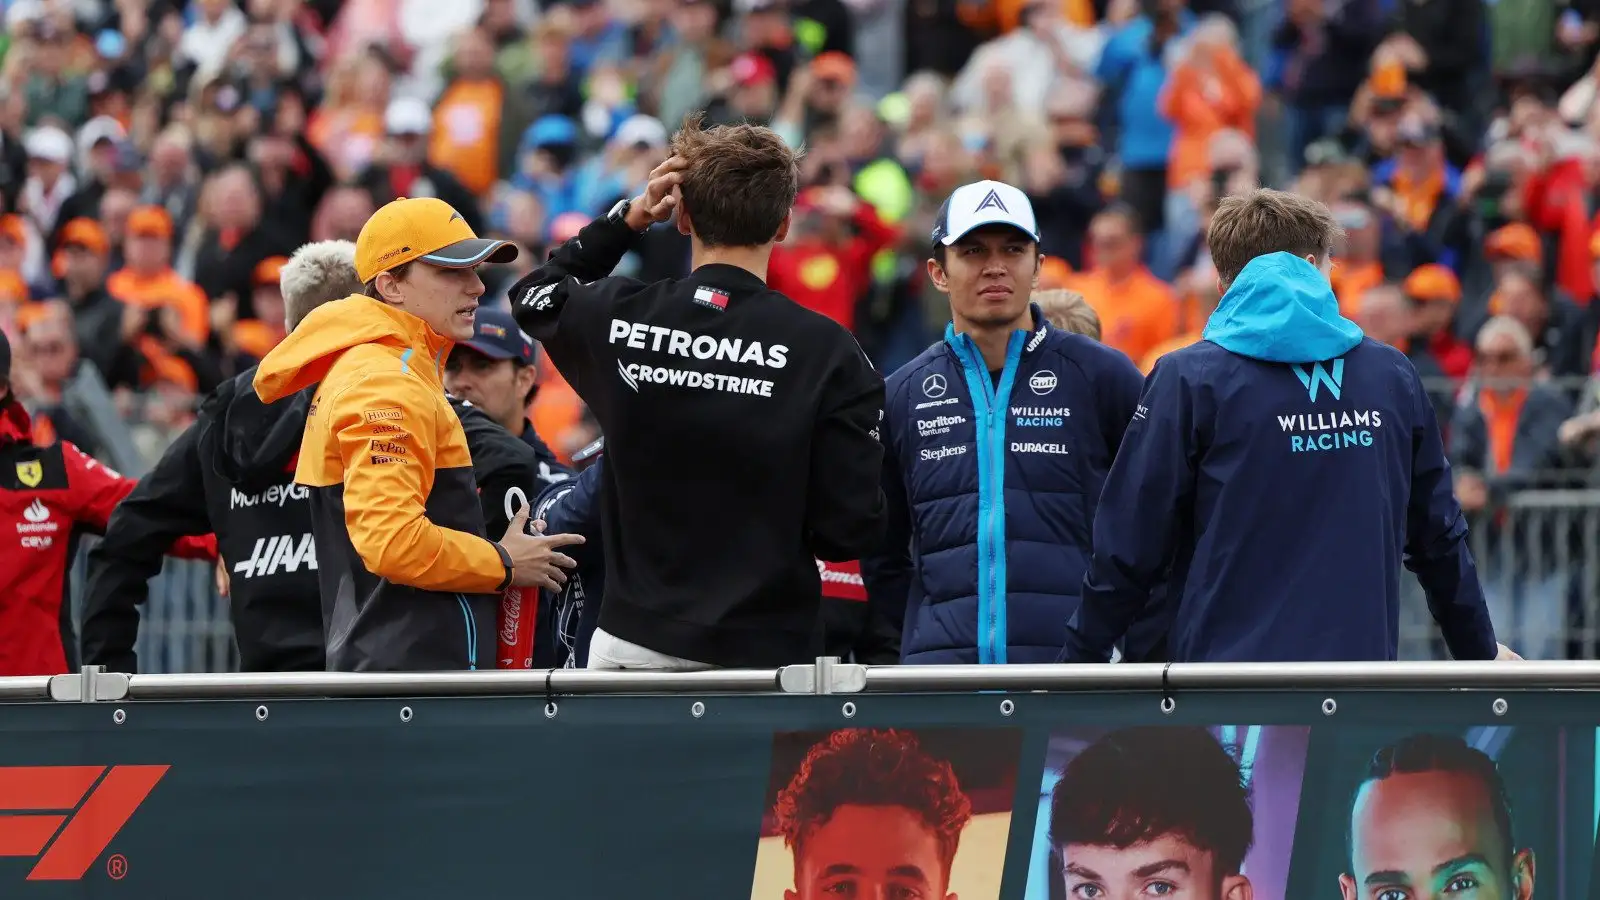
[47,666,130,703]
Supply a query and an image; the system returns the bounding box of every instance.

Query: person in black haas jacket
[80,241,570,674]
[508,118,886,670]
[0,331,217,676]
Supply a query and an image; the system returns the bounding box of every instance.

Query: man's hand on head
[625,155,688,230]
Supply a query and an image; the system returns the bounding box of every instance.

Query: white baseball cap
[23,126,72,164]
[384,97,432,136]
[930,179,1039,246]
[611,114,667,149]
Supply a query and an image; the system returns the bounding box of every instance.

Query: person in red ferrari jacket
[767,185,900,333]
[0,329,216,675]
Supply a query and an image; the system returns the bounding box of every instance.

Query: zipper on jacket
[948,329,1024,664]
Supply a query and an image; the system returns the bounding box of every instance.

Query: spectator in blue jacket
[1060,188,1517,664]
[860,180,1145,664]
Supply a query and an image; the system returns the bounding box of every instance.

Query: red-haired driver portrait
[772,728,974,900]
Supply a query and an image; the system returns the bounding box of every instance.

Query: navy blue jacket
[1061,252,1498,663]
[533,462,604,668]
[860,306,1144,663]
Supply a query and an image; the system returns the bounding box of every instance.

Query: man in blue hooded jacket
[860,180,1145,664]
[1060,189,1516,664]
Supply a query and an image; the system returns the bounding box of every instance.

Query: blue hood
[1202,252,1364,364]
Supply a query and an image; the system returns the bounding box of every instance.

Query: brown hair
[1034,288,1101,341]
[773,729,971,882]
[363,261,413,300]
[669,113,799,248]
[1207,189,1343,290]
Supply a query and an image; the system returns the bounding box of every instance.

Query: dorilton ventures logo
[0,765,168,880]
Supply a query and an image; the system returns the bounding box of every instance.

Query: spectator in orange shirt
[227,256,290,369]
[1159,16,1260,275]
[105,205,215,394]
[1069,205,1178,366]
[767,186,899,332]
[1328,195,1385,317]
[0,215,31,312]
[428,28,507,198]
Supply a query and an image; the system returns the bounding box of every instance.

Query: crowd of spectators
[9,0,1600,631]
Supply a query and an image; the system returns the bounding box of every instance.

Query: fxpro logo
[0,765,168,880]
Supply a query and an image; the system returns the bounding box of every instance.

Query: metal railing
[12,658,1600,704]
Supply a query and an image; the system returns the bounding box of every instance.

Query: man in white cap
[355,96,484,233]
[859,179,1147,664]
[20,126,76,236]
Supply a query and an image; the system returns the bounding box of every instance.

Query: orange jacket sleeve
[328,370,506,593]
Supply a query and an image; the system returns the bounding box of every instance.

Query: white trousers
[586,628,716,671]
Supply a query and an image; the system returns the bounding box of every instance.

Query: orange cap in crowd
[810,51,857,86]
[126,205,174,240]
[1402,264,1462,304]
[0,214,25,247]
[57,218,109,256]
[1369,59,1407,99]
[1588,228,1600,259]
[1484,223,1541,262]
[254,255,289,288]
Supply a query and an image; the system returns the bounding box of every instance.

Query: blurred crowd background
[7,0,1600,665]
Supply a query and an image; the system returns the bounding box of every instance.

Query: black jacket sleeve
[80,420,212,673]
[507,212,645,354]
[453,399,544,540]
[806,337,887,561]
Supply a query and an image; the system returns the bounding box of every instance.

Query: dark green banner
[0,690,1594,899]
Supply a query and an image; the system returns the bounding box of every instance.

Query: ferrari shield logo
[15,460,41,487]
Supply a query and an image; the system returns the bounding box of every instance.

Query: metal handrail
[1,660,1596,703]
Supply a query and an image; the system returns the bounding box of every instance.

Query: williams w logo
[1291,358,1345,402]
[0,765,167,880]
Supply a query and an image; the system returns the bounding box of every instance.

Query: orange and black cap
[355,197,518,284]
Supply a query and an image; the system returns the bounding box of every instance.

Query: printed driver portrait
[1049,727,1254,900]
[1342,734,1534,900]
[773,729,973,900]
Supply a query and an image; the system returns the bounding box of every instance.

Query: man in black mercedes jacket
[508,118,886,670]
[80,241,570,674]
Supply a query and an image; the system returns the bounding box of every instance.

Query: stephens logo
[0,765,168,880]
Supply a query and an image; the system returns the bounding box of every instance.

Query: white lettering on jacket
[608,319,789,369]
[230,483,309,510]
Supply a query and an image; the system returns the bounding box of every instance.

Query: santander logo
[816,559,867,602]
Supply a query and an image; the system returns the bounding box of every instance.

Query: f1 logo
[0,765,168,880]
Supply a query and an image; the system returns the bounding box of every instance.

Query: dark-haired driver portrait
[1049,726,1255,900]
[1341,734,1534,900]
